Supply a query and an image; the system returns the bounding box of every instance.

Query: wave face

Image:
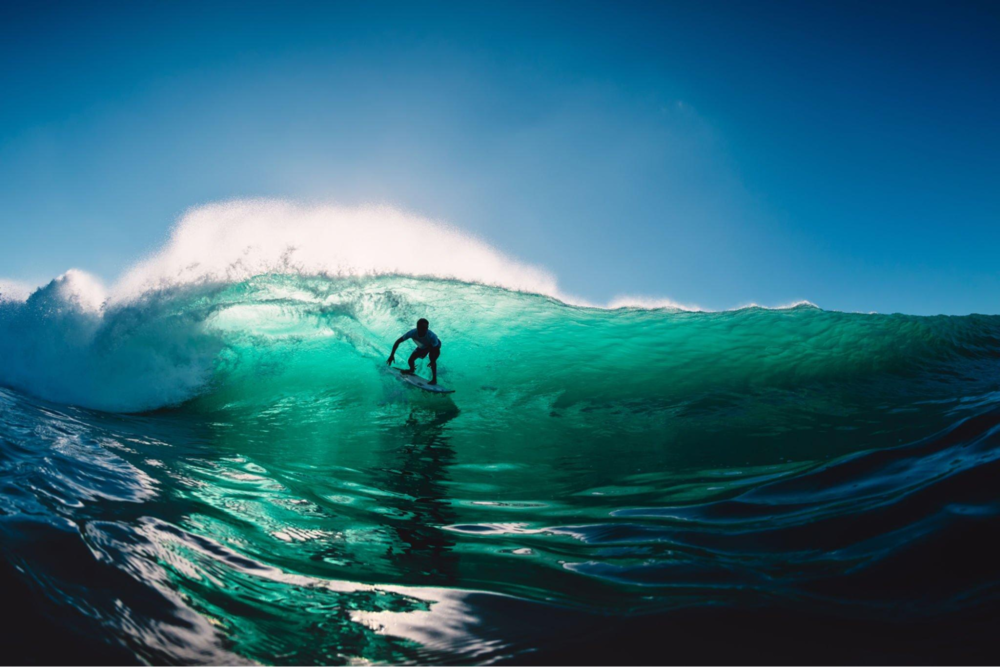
[3,204,1000,662]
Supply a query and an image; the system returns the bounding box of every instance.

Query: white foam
[0,278,38,302]
[606,295,702,312]
[7,200,806,312]
[725,299,819,312]
[113,200,560,303]
[39,269,108,311]
[606,296,822,313]
[0,270,218,412]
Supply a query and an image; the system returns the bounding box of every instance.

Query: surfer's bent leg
[405,347,430,374]
[405,349,420,373]
[428,346,440,384]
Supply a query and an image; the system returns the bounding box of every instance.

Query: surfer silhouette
[387,318,442,385]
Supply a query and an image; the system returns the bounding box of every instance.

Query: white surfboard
[387,366,455,394]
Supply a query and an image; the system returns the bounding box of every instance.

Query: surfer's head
[417,318,429,335]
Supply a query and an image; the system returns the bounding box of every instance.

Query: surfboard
[387,366,456,394]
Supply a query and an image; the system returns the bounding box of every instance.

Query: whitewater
[3,200,1000,663]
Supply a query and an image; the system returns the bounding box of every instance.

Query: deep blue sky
[1,1,997,313]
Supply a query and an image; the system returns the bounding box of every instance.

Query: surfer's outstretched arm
[386,335,408,365]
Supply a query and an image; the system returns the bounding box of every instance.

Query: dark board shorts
[413,344,441,361]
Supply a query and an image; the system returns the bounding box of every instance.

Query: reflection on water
[379,404,460,585]
[4,364,1000,663]
[133,397,473,663]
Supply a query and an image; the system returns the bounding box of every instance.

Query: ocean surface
[3,202,1000,664]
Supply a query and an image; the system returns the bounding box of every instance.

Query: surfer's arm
[387,334,409,365]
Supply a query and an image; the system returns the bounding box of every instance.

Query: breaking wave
[3,200,1000,663]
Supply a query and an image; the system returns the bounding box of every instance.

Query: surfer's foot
[429,379,437,385]
[401,369,415,375]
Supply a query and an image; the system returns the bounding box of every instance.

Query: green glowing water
[3,274,1000,663]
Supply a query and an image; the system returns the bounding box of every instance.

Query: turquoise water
[3,273,1000,663]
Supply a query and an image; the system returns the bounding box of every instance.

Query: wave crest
[113,200,560,302]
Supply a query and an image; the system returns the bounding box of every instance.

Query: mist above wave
[0,278,38,302]
[113,200,562,303]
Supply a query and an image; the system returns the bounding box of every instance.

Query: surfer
[387,318,442,385]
